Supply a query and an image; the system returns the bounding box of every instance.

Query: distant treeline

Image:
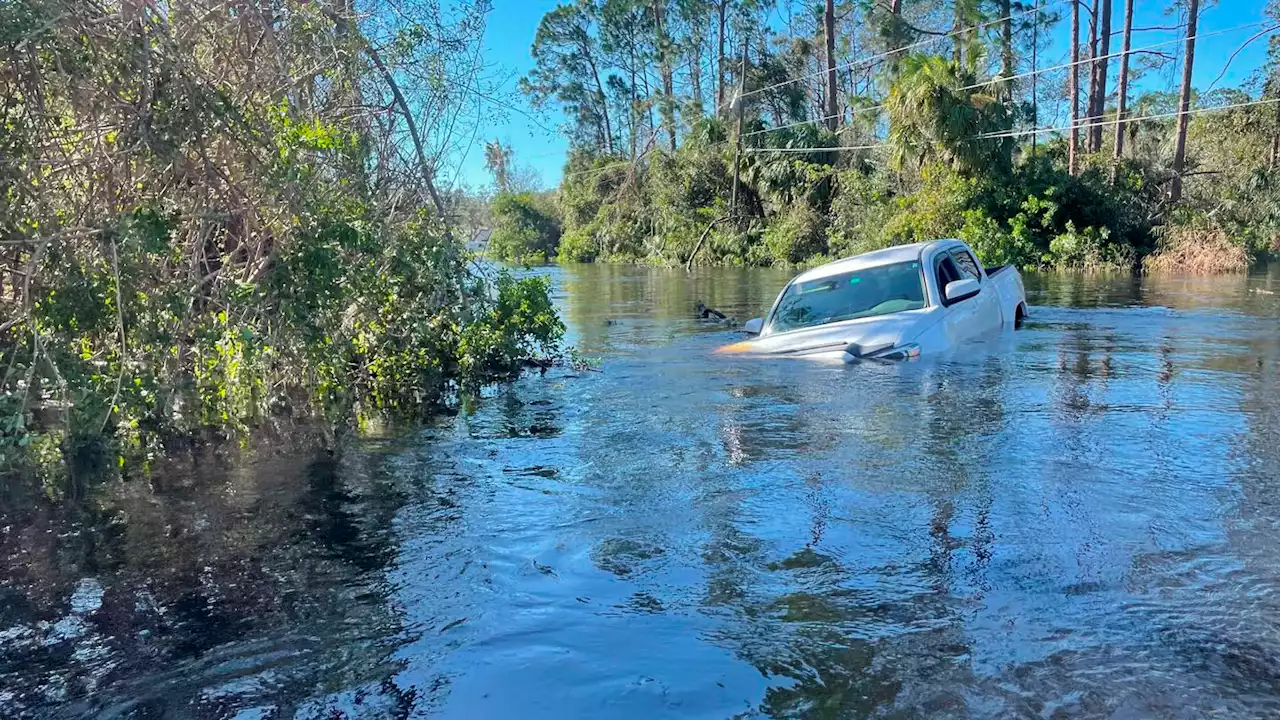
[485,0,1280,273]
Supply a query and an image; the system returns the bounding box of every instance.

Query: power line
[744,142,888,154]
[740,96,1280,154]
[742,19,1270,140]
[732,0,1073,107]
[559,17,1275,176]
[561,158,642,181]
[974,20,1270,93]
[976,96,1280,140]
[744,112,847,139]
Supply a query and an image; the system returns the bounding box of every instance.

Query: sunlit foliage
[0,0,564,476]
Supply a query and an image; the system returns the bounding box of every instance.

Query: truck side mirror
[743,318,763,335]
[944,278,981,305]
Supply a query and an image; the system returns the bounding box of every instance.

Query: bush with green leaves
[557,224,601,262]
[459,274,564,377]
[556,152,651,262]
[1,195,567,479]
[488,192,563,263]
[0,1,569,481]
[762,203,829,265]
[879,166,976,246]
[827,170,895,258]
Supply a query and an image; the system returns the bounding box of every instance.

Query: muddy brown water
[3,265,1280,718]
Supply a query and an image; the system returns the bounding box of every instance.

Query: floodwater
[4,265,1280,719]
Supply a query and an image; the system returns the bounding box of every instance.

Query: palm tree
[886,55,1013,177]
[484,140,513,192]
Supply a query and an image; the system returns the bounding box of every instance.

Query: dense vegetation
[0,0,565,477]
[499,0,1280,272]
[489,192,565,263]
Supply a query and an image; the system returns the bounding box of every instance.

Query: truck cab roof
[792,241,964,284]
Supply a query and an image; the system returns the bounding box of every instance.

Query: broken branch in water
[686,215,731,271]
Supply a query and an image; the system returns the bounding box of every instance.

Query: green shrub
[762,203,828,265]
[556,151,653,263]
[557,224,599,262]
[459,273,565,378]
[880,166,974,245]
[1,202,568,478]
[1048,222,1133,270]
[705,225,763,265]
[958,209,1039,268]
[489,191,562,263]
[827,170,895,257]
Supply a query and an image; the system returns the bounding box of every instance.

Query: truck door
[948,247,1002,334]
[933,252,981,345]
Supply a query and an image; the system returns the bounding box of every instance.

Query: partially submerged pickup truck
[716,239,1027,362]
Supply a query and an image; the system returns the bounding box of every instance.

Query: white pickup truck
[717,239,1027,362]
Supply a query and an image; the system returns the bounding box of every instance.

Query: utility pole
[731,36,747,216]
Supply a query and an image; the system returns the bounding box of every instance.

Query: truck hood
[717,310,936,357]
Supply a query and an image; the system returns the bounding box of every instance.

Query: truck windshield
[769,261,926,333]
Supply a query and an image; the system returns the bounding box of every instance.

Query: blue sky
[453,0,1274,190]
[452,0,567,192]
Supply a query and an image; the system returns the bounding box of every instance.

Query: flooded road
[4,265,1280,718]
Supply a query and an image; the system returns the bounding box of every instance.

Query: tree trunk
[652,0,677,151]
[640,57,656,145]
[716,1,726,116]
[1031,0,1039,156]
[1169,0,1198,202]
[1085,0,1099,152]
[888,0,904,76]
[1069,0,1080,175]
[583,50,615,153]
[952,0,964,67]
[629,43,639,159]
[1089,0,1112,152]
[1111,0,1133,175]
[690,41,703,116]
[1000,0,1014,102]
[732,37,747,215]
[847,4,859,97]
[1272,81,1280,170]
[825,0,838,131]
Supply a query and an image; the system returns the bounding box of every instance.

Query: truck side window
[935,254,962,293]
[950,249,982,281]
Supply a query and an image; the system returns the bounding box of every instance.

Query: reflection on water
[3,265,1280,718]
